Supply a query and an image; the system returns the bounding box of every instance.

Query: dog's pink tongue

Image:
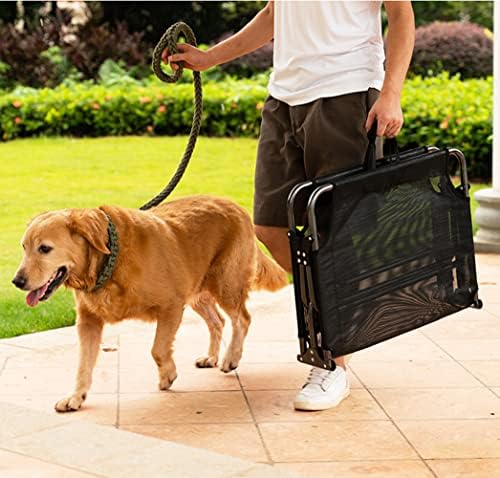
[26,283,49,307]
[26,291,40,307]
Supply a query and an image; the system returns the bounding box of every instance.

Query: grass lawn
[0,136,489,339]
[1,136,256,339]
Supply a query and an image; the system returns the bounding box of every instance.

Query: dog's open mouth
[26,266,68,307]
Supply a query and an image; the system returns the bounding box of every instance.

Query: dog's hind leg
[55,313,103,412]
[192,295,225,368]
[219,302,251,373]
[151,303,184,390]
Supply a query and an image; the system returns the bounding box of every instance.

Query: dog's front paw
[54,393,86,413]
[195,356,218,368]
[220,357,239,373]
[158,372,177,391]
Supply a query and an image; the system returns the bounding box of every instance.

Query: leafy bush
[0,20,150,89]
[97,59,142,87]
[0,76,267,140]
[400,73,492,179]
[63,22,149,80]
[0,21,60,88]
[0,73,492,179]
[40,46,82,84]
[410,21,492,79]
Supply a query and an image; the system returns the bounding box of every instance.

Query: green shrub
[410,21,492,79]
[0,76,268,140]
[400,73,492,179]
[0,73,492,179]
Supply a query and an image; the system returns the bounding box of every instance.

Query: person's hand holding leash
[162,43,214,72]
[161,2,274,74]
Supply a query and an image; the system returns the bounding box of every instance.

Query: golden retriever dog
[12,196,288,412]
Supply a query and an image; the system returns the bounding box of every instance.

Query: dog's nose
[12,275,27,290]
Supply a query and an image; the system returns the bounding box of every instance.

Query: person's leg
[253,224,348,372]
[254,226,290,272]
[290,90,379,410]
[253,94,366,411]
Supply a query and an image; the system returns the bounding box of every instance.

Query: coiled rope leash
[140,22,203,211]
[92,23,201,291]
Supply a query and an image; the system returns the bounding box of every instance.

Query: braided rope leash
[140,22,203,211]
[92,23,201,291]
[92,215,119,292]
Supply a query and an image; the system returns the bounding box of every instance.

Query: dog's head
[12,209,110,306]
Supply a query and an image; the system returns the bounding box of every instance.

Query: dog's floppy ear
[69,209,110,254]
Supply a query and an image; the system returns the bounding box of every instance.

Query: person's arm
[365,1,415,137]
[164,1,274,72]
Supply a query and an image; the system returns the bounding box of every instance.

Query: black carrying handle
[364,121,400,171]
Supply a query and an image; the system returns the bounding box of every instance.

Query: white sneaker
[294,366,350,411]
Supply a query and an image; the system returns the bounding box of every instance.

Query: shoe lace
[304,367,332,387]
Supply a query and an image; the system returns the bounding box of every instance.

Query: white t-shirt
[268,0,385,106]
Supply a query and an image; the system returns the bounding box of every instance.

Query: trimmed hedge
[0,73,492,179]
[0,76,268,140]
[399,73,492,179]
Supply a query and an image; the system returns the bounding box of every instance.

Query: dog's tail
[252,247,289,291]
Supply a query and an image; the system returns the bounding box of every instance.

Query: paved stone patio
[0,253,499,477]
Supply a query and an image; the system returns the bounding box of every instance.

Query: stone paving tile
[421,311,500,340]
[0,449,99,478]
[0,343,31,359]
[119,390,253,425]
[434,339,500,361]
[0,402,61,441]
[0,365,117,394]
[4,420,160,470]
[350,332,452,363]
[476,284,500,305]
[370,388,500,420]
[258,421,418,462]
[1,329,80,350]
[245,317,299,343]
[396,420,500,459]
[122,423,269,462]
[0,393,118,426]
[118,340,212,368]
[237,363,363,390]
[459,361,500,387]
[120,365,241,393]
[239,341,304,364]
[1,254,500,476]
[0,357,7,376]
[426,458,500,477]
[111,322,156,344]
[96,447,298,478]
[275,460,435,478]
[246,389,386,422]
[15,421,303,478]
[477,253,500,265]
[484,303,500,317]
[6,343,118,367]
[350,360,482,388]
[0,403,301,478]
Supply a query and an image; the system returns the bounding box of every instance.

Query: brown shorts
[253,88,380,227]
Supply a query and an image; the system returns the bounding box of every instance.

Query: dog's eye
[38,245,53,254]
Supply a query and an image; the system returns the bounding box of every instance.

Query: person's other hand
[161,43,214,72]
[365,92,403,137]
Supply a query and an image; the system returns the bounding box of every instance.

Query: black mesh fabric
[291,148,479,360]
